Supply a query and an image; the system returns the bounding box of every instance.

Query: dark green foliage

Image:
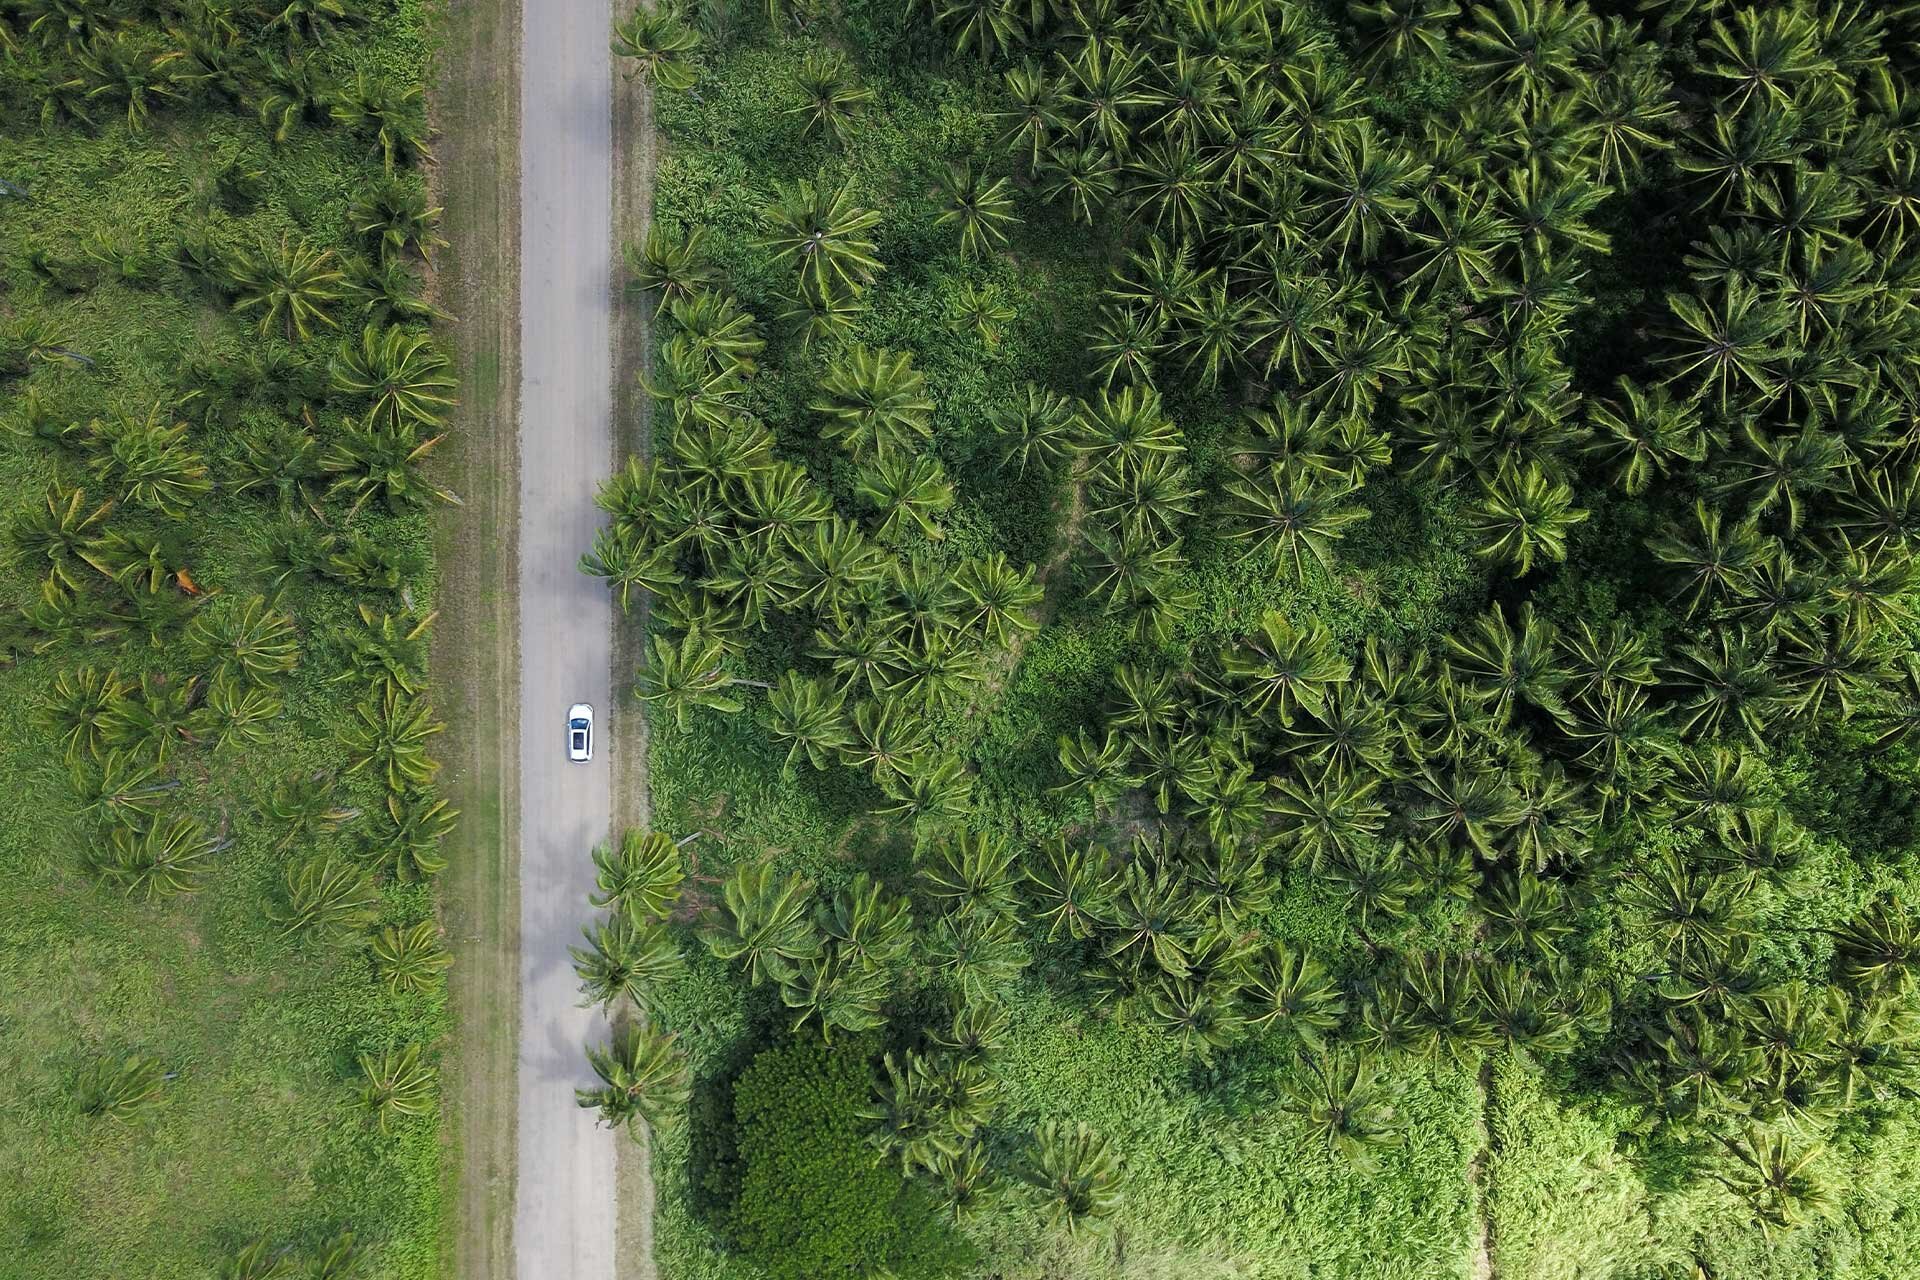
[722,1035,970,1280]
[620,0,1920,1275]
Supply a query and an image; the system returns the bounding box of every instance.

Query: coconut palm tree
[8,481,112,590]
[1019,1121,1124,1235]
[331,71,431,172]
[814,345,935,461]
[577,1024,690,1131]
[790,50,871,146]
[919,829,1020,921]
[611,3,702,92]
[229,235,344,341]
[89,812,219,900]
[590,829,686,923]
[371,920,453,995]
[331,325,457,428]
[703,858,818,986]
[1468,460,1587,575]
[638,628,759,728]
[573,914,684,1010]
[624,223,716,316]
[760,176,884,295]
[276,855,380,945]
[87,406,212,518]
[359,1042,435,1133]
[935,162,1017,258]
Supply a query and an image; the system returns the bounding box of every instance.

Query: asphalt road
[514,0,618,1275]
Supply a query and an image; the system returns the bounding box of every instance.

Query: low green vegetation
[0,1,455,1275]
[591,0,1920,1277]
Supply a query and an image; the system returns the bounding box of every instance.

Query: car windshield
[570,719,588,730]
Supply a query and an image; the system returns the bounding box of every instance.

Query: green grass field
[0,4,449,1275]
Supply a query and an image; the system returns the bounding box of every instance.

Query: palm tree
[331,325,457,428]
[350,175,446,263]
[1219,612,1349,727]
[68,750,176,828]
[580,524,683,615]
[1831,897,1919,992]
[1239,942,1344,1047]
[359,1042,436,1133]
[790,50,871,146]
[74,1053,168,1119]
[814,345,935,461]
[341,687,444,791]
[1658,279,1793,411]
[762,671,851,771]
[1348,0,1459,72]
[1019,1121,1124,1236]
[923,911,1029,1006]
[928,1141,997,1220]
[229,235,344,341]
[611,3,702,92]
[639,628,760,727]
[760,176,884,295]
[1712,1123,1832,1237]
[702,858,818,986]
[577,1024,690,1131]
[88,406,212,517]
[192,671,284,755]
[217,1240,293,1280]
[8,480,112,590]
[573,914,684,1009]
[1307,126,1429,261]
[623,223,715,316]
[1053,724,1131,810]
[1279,1050,1403,1169]
[1226,467,1370,578]
[89,813,218,900]
[365,789,457,881]
[371,920,453,995]
[854,453,953,542]
[267,770,361,851]
[935,163,1017,258]
[590,829,686,922]
[186,595,300,688]
[1022,838,1114,942]
[322,414,460,516]
[38,665,125,764]
[331,71,431,171]
[275,855,380,945]
[1583,378,1709,496]
[817,872,914,971]
[1468,460,1587,575]
[920,829,1020,921]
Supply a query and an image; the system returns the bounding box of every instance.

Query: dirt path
[428,0,521,1277]
[513,0,621,1275]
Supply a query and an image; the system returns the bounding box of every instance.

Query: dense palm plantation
[0,1,453,1275]
[596,0,1920,1276]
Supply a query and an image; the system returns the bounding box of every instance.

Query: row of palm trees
[593,0,1920,1252]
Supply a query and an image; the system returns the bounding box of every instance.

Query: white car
[567,704,594,762]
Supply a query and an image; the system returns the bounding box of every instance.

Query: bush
[721,1034,970,1280]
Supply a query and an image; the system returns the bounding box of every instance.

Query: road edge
[427,0,524,1276]
[608,11,660,1277]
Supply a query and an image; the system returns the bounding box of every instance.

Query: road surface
[515,0,618,1276]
